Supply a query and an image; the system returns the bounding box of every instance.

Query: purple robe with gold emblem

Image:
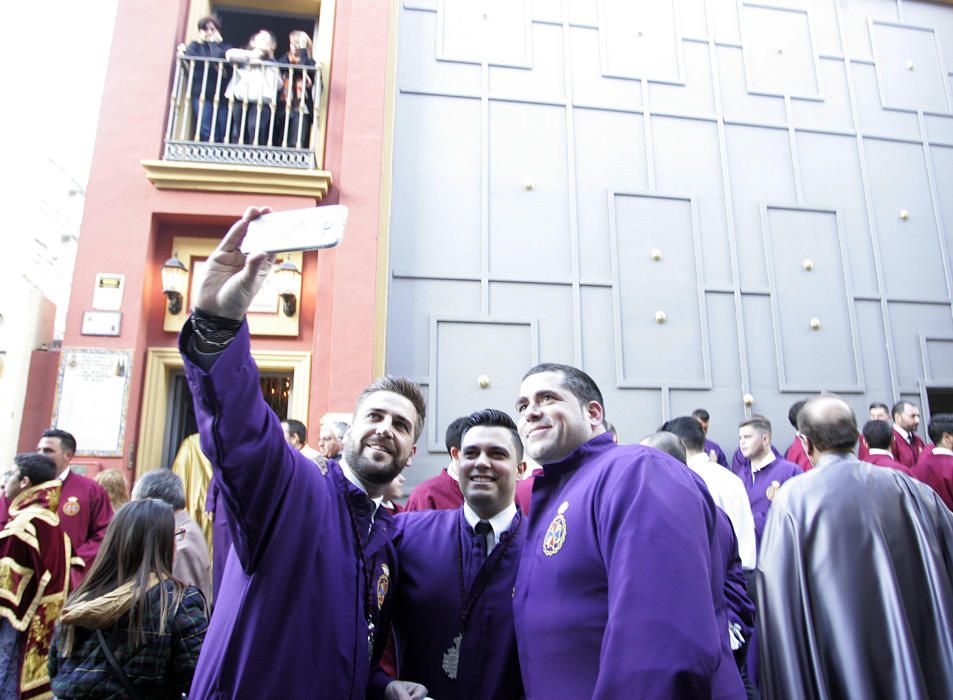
[513,433,744,699]
[370,508,525,699]
[729,456,802,546]
[181,322,396,699]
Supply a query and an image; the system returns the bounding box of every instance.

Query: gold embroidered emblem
[62,497,80,517]
[766,480,781,501]
[376,570,389,609]
[543,501,569,556]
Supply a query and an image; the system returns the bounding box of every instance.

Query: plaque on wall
[52,348,134,457]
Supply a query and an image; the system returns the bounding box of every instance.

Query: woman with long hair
[48,499,208,699]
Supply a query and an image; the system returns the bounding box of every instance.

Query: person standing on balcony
[225,31,280,147]
[178,16,232,143]
[277,31,318,149]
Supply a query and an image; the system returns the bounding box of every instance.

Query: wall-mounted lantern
[160,254,189,315]
[275,260,301,317]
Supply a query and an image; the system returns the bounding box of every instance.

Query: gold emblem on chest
[62,496,80,517]
[542,501,569,556]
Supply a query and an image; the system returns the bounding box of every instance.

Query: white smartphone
[240,205,348,254]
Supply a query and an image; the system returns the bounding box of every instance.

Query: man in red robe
[912,414,953,511]
[37,429,113,589]
[0,453,71,699]
[890,401,926,468]
[405,417,468,511]
[861,420,911,474]
[783,400,812,472]
[857,402,890,461]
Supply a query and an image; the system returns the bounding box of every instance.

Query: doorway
[927,388,953,416]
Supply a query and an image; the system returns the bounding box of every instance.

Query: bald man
[757,395,953,699]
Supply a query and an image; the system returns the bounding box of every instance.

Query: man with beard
[512,364,743,699]
[891,400,926,468]
[178,207,426,700]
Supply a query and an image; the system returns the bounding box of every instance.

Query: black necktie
[475,521,493,557]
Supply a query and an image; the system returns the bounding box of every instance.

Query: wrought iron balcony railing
[164,54,322,170]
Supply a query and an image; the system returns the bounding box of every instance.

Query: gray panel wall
[387,0,953,485]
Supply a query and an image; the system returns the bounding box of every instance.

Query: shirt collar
[446,461,460,481]
[687,453,712,469]
[893,424,910,441]
[751,454,776,474]
[58,466,71,481]
[867,448,893,456]
[462,502,517,542]
[933,447,953,457]
[339,461,384,512]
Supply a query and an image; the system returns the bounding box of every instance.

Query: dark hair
[133,469,186,511]
[355,376,426,440]
[862,420,893,450]
[691,409,710,423]
[197,15,221,32]
[797,395,858,453]
[42,428,76,455]
[788,400,808,429]
[892,401,915,420]
[739,416,772,436]
[522,363,604,409]
[13,452,56,486]
[640,431,687,465]
[445,416,470,455]
[869,401,889,413]
[59,500,186,656]
[283,419,307,444]
[461,409,523,461]
[928,414,953,445]
[661,417,706,452]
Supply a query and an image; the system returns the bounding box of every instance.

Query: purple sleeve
[180,322,323,573]
[715,444,729,469]
[593,463,726,697]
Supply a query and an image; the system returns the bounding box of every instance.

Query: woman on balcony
[224,30,280,147]
[178,15,232,143]
[277,31,318,149]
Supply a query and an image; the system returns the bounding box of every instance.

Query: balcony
[143,54,331,199]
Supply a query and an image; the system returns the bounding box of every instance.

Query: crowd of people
[177,15,319,149]
[2,207,952,699]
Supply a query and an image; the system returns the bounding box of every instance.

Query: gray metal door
[386,0,953,483]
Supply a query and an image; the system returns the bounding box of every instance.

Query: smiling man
[512,363,744,699]
[372,408,526,700]
[178,207,425,699]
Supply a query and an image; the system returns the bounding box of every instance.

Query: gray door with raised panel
[386,0,953,484]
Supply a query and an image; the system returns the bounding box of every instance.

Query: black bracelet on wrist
[191,309,243,350]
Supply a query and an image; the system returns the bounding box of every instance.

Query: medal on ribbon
[766,480,781,501]
[442,633,462,679]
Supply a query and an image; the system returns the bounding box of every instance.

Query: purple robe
[370,508,525,699]
[181,323,397,699]
[706,438,729,469]
[204,475,233,604]
[404,469,463,511]
[729,455,802,545]
[730,443,782,473]
[513,433,744,699]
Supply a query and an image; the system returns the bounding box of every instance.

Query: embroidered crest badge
[376,567,389,609]
[542,501,569,556]
[62,496,80,517]
[766,480,781,501]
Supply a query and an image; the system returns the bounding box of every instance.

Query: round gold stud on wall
[654,310,667,324]
[802,258,814,271]
[743,393,755,407]
[523,180,535,191]
[905,59,915,70]
[478,374,491,389]
[650,248,663,261]
[899,209,910,220]
[810,318,821,330]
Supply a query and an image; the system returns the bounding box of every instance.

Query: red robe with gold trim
[0,481,71,700]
